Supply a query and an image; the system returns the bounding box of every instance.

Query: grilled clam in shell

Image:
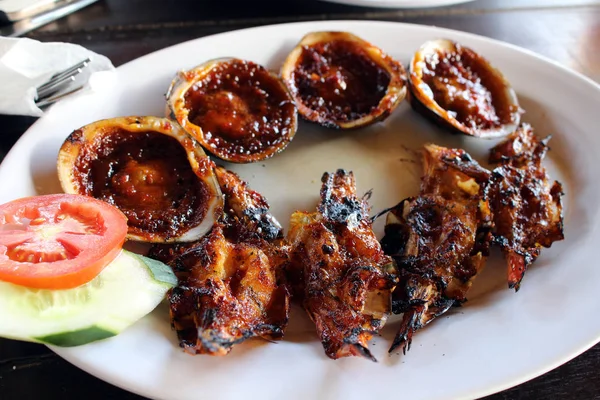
[167,58,298,163]
[408,39,521,138]
[281,31,407,129]
[57,116,222,243]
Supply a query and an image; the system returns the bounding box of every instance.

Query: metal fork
[35,57,90,108]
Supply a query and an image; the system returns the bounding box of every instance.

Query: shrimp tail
[389,305,424,355]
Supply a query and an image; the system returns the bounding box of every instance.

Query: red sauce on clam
[421,45,517,131]
[183,59,296,163]
[281,32,406,129]
[292,40,391,123]
[73,128,208,239]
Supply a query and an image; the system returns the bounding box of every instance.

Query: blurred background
[1,0,597,70]
[0,0,597,158]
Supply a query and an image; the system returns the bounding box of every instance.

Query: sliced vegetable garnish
[0,194,127,289]
[0,250,177,346]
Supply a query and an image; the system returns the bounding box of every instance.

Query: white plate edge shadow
[2,19,600,400]
[320,0,475,8]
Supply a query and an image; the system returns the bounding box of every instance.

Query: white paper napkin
[0,37,115,117]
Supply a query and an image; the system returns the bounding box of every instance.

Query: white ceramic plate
[1,20,599,400]
[320,0,475,8]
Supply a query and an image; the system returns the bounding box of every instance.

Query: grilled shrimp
[149,167,289,355]
[381,144,493,353]
[287,169,397,361]
[487,124,564,290]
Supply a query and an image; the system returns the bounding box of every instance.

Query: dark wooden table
[1,1,599,399]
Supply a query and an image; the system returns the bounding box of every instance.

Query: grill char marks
[287,169,397,361]
[148,167,289,356]
[381,144,493,354]
[486,124,564,290]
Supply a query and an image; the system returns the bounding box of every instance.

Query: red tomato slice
[0,194,128,289]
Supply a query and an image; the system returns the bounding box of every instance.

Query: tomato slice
[0,194,128,289]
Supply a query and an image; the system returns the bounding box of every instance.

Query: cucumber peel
[36,327,115,347]
[0,250,176,347]
[130,253,177,286]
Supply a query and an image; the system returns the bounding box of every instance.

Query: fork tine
[53,58,90,79]
[36,85,84,108]
[36,74,79,99]
[36,58,90,92]
[36,61,90,100]
[34,57,93,106]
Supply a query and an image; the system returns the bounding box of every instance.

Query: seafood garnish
[381,144,493,354]
[149,167,289,355]
[287,169,397,361]
[487,124,564,290]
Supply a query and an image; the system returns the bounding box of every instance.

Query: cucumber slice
[0,249,176,347]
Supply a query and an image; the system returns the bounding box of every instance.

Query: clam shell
[281,31,407,130]
[58,116,223,243]
[166,58,298,163]
[409,39,521,138]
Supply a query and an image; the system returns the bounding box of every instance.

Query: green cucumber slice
[0,249,176,347]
